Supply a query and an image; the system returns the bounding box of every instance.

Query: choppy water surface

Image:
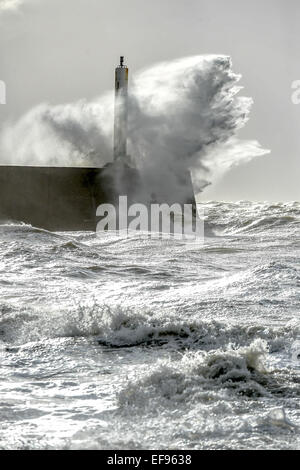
[0,201,299,450]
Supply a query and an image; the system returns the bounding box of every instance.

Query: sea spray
[118,340,270,410]
[0,55,269,195]
[128,55,269,195]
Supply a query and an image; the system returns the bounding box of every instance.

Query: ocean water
[0,201,299,450]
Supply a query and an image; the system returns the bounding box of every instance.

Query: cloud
[0,0,22,10]
[0,0,33,13]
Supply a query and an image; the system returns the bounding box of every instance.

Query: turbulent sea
[0,201,299,450]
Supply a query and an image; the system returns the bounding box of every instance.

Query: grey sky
[0,0,299,201]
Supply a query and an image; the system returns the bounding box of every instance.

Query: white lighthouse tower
[113,56,129,163]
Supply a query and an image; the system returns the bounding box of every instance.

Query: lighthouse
[113,56,129,162]
[0,56,196,231]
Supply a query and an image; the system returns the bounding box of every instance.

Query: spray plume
[0,55,269,195]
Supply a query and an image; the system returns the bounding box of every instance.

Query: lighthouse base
[0,163,197,232]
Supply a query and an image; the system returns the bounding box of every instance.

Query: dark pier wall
[0,165,196,231]
[0,165,134,231]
